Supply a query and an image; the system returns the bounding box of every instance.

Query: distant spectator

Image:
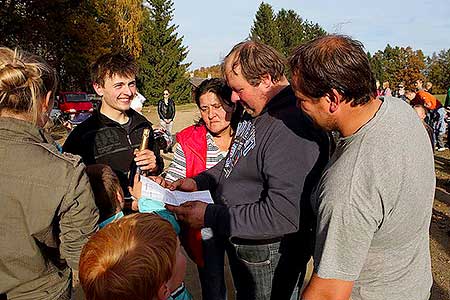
[393,82,407,101]
[415,79,424,91]
[158,89,176,153]
[381,81,392,96]
[406,89,446,150]
[376,80,382,96]
[414,105,434,147]
[424,82,433,94]
[79,213,181,300]
[130,91,147,114]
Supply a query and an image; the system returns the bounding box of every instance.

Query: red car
[58,92,93,115]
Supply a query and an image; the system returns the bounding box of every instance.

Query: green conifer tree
[426,49,450,94]
[138,0,191,105]
[275,9,326,57]
[276,9,304,57]
[250,2,283,53]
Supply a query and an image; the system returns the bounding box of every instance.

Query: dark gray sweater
[195,86,329,240]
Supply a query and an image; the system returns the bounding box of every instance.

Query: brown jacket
[0,117,98,299]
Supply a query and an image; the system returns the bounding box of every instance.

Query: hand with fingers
[134,148,158,174]
[149,175,171,188]
[167,177,198,192]
[166,201,207,229]
[128,174,142,211]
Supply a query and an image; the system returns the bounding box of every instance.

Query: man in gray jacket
[167,41,329,300]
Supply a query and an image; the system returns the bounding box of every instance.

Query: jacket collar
[0,117,52,144]
[260,85,294,115]
[94,108,150,131]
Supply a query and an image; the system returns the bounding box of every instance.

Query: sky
[171,0,450,70]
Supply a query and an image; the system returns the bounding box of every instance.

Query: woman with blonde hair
[0,47,98,299]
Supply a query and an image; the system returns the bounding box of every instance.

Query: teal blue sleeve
[155,210,180,235]
[138,197,180,234]
[169,282,192,300]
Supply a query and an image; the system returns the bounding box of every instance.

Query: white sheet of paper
[140,176,214,206]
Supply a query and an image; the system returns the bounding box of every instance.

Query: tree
[0,0,113,90]
[94,0,144,57]
[138,0,191,105]
[302,21,326,42]
[275,9,303,57]
[250,4,326,57]
[368,52,383,83]
[368,45,426,90]
[250,2,282,52]
[275,8,326,57]
[193,65,221,78]
[426,49,450,94]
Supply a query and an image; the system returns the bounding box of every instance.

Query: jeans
[226,239,281,300]
[197,235,227,300]
[433,107,447,148]
[160,120,173,136]
[160,120,174,147]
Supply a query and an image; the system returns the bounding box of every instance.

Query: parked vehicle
[57,92,93,115]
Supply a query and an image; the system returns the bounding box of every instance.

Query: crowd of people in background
[0,34,441,300]
[377,78,449,151]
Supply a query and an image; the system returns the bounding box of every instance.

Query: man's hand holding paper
[167,177,198,192]
[140,176,212,207]
[166,201,207,229]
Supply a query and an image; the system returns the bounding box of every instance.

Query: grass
[436,94,446,105]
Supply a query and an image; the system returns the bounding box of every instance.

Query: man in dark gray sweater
[167,41,329,300]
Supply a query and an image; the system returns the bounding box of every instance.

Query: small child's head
[414,104,427,121]
[85,164,124,226]
[79,213,177,300]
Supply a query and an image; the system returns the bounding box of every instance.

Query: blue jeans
[226,239,281,300]
[433,107,446,148]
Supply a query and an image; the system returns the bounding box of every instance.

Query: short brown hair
[289,35,377,106]
[222,40,286,86]
[79,213,177,300]
[85,164,123,223]
[91,52,138,87]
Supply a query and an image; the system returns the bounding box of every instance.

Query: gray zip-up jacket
[0,117,98,300]
[196,86,329,240]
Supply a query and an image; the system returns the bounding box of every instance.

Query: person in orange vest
[406,89,447,151]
